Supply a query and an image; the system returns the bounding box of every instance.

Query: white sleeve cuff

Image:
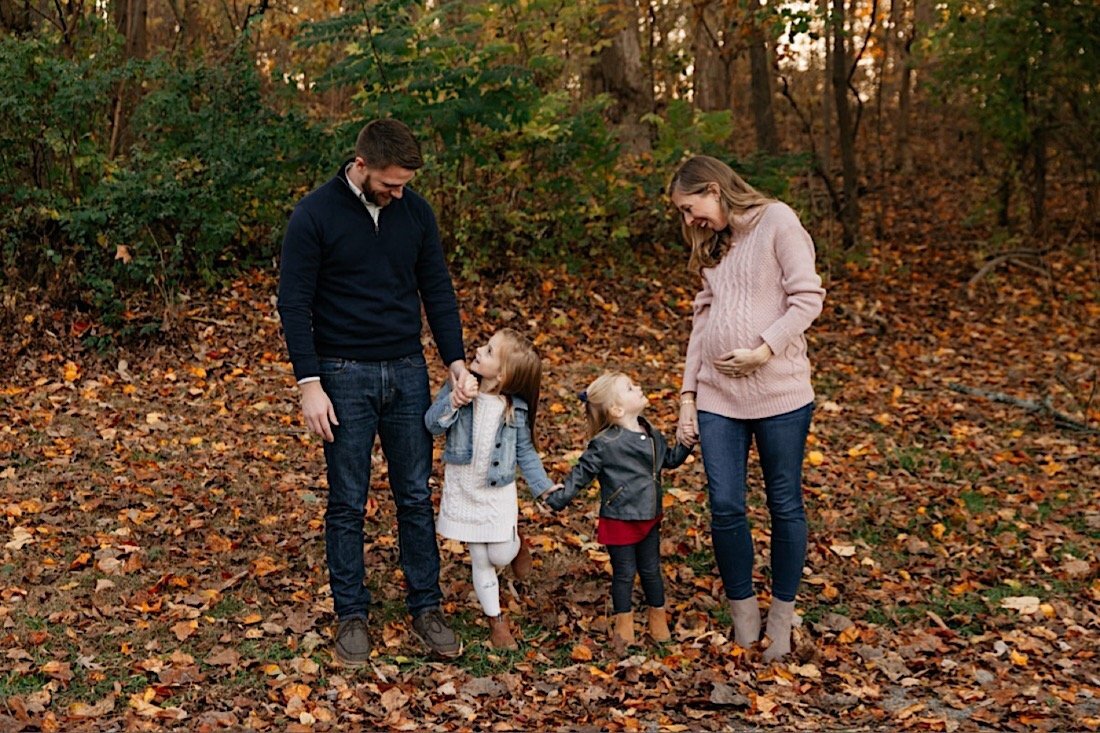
[297,376,321,385]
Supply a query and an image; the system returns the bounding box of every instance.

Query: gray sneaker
[411,608,462,659]
[334,617,371,667]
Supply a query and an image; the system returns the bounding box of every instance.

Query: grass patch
[0,671,48,698]
[684,550,714,576]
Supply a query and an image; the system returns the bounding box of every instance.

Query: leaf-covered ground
[1,177,1097,732]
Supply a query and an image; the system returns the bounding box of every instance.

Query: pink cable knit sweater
[682,202,825,420]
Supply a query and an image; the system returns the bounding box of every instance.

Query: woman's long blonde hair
[581,372,628,439]
[494,328,543,449]
[667,155,774,272]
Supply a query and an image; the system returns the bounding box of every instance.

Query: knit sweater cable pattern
[682,202,826,420]
[437,395,518,544]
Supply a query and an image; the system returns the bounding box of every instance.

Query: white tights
[468,537,520,617]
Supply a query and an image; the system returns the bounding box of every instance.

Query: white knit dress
[437,395,518,544]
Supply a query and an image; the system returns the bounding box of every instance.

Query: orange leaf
[570,644,593,661]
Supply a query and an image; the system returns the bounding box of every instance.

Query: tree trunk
[748,22,779,154]
[0,0,34,33]
[832,0,860,248]
[820,0,834,175]
[692,2,730,112]
[108,0,149,160]
[113,0,149,59]
[897,0,929,174]
[1029,131,1047,235]
[586,0,653,154]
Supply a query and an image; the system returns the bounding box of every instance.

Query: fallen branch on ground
[948,383,1097,433]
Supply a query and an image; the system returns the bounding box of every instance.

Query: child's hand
[540,484,566,512]
[450,373,480,409]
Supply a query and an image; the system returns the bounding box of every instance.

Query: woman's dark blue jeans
[319,354,441,620]
[699,403,814,603]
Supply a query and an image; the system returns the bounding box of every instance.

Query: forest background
[0,0,1097,730]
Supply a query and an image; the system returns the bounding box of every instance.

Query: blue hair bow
[577,390,588,403]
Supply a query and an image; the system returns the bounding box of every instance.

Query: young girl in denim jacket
[544,371,692,646]
[425,328,553,650]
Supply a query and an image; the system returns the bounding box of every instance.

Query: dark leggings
[607,523,664,614]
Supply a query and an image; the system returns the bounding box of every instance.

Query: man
[278,118,473,665]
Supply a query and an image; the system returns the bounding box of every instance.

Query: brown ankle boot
[487,613,518,650]
[510,535,532,580]
[610,612,635,645]
[646,607,671,642]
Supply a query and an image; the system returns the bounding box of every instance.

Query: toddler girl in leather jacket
[544,371,693,646]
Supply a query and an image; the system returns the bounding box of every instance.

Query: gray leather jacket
[546,417,691,520]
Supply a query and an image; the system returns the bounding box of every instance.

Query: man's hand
[448,360,478,407]
[300,381,338,442]
[714,343,773,379]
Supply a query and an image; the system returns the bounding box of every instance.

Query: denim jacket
[424,382,554,497]
[546,417,692,520]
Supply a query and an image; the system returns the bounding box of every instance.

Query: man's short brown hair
[355,119,423,170]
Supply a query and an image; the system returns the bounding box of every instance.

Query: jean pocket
[399,353,427,369]
[318,358,349,375]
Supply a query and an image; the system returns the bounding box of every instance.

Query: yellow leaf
[931,523,946,539]
[1041,462,1064,476]
[807,450,824,466]
[549,402,566,414]
[63,362,80,382]
[1009,650,1028,666]
[115,244,132,263]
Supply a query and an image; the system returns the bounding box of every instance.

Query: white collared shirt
[344,163,382,226]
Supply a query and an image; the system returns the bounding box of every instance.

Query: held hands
[677,399,699,447]
[300,381,339,442]
[714,343,773,379]
[448,361,479,409]
[540,483,566,512]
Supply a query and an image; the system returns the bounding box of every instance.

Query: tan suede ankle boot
[610,612,635,645]
[729,597,762,648]
[646,606,671,642]
[762,599,796,662]
[487,613,518,650]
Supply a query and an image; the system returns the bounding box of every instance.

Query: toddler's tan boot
[610,611,635,645]
[646,606,671,642]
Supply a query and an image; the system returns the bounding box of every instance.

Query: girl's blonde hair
[667,155,775,272]
[581,371,629,439]
[494,328,543,449]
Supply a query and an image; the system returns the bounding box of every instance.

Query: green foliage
[298,0,665,274]
[0,28,324,333]
[929,0,1100,225]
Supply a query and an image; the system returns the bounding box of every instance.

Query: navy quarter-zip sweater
[277,162,465,381]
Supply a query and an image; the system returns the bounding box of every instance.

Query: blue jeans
[699,403,814,603]
[319,354,441,619]
[607,523,664,613]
